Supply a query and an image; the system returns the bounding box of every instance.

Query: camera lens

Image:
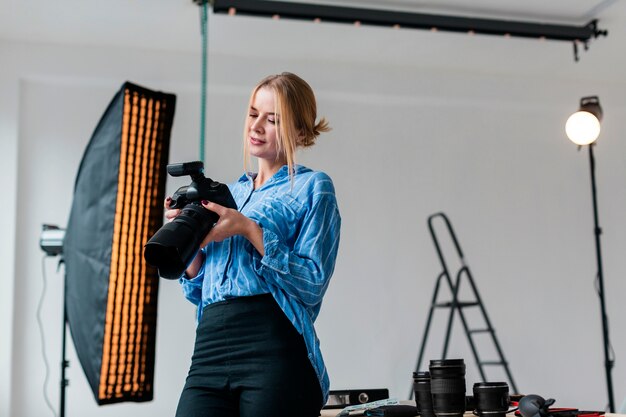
[144,203,218,279]
[413,371,435,417]
[473,382,510,417]
[429,359,466,417]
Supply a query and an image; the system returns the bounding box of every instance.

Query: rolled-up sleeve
[253,184,341,307]
[178,248,206,306]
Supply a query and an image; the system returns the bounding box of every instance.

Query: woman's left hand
[200,201,263,252]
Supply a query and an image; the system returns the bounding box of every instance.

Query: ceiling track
[195,0,609,61]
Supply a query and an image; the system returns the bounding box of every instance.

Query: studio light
[54,82,175,410]
[565,96,615,412]
[566,96,603,145]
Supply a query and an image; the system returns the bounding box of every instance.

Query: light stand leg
[588,144,615,412]
[60,282,69,417]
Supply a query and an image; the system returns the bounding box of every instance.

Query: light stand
[40,225,69,417]
[565,96,615,412]
[60,285,69,417]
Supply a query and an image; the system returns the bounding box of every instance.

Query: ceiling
[0,0,621,48]
[294,0,619,22]
[1,0,625,79]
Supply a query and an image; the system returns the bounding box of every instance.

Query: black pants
[175,294,323,417]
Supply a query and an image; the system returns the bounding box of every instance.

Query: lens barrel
[413,371,435,417]
[429,359,466,417]
[473,382,510,417]
[144,203,218,279]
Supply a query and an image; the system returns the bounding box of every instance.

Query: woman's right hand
[164,197,181,222]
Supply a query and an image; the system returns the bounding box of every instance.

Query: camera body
[143,161,237,279]
[167,161,236,210]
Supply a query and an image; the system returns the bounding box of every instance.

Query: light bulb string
[199,1,209,163]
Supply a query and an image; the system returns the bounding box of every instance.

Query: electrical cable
[38,255,59,417]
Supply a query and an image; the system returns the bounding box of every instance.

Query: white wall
[2,15,626,417]
[0,40,20,417]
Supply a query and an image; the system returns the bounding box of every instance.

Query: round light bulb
[565,111,601,145]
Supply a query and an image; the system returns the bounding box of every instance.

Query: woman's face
[247,87,284,163]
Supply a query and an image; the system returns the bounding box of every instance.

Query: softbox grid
[99,87,169,402]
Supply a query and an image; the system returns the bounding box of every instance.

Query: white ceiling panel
[294,0,619,23]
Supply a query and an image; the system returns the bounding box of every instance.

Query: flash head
[40,224,65,256]
[166,161,204,177]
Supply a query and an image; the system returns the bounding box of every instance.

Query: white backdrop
[2,12,626,417]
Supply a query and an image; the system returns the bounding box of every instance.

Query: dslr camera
[144,161,237,279]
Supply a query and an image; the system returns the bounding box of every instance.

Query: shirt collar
[238,164,307,186]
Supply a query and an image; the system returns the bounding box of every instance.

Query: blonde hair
[243,72,330,176]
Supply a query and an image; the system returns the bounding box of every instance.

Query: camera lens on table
[473,382,510,417]
[429,359,466,417]
[413,371,435,417]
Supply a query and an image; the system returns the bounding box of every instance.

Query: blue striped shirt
[178,164,341,402]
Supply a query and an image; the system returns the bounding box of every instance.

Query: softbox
[63,82,176,404]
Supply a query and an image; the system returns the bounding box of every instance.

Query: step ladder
[412,212,518,395]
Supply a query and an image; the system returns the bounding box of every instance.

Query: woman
[168,72,341,417]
